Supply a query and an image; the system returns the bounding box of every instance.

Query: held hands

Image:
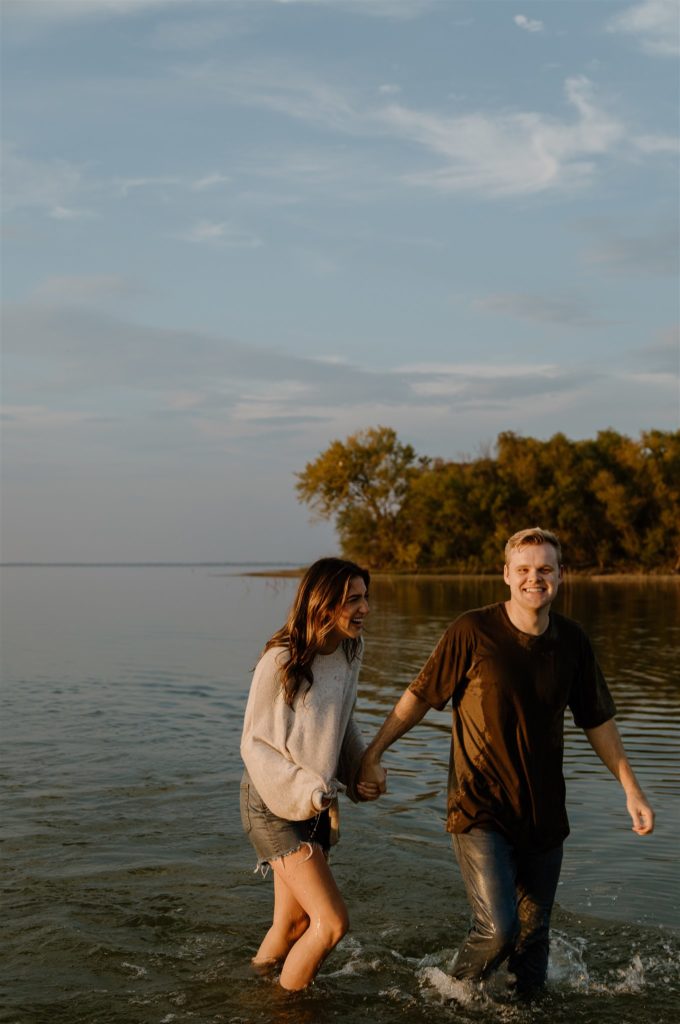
[356,752,388,801]
[626,790,655,835]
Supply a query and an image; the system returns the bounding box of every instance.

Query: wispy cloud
[475,291,614,328]
[514,14,544,34]
[2,143,84,215]
[33,274,142,304]
[607,0,680,57]
[632,132,680,153]
[48,205,95,220]
[148,13,245,51]
[180,65,664,199]
[631,325,680,374]
[178,220,262,246]
[584,224,679,276]
[112,175,182,198]
[381,77,624,196]
[271,0,435,18]
[190,173,231,191]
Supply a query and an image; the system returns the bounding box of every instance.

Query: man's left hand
[627,791,655,834]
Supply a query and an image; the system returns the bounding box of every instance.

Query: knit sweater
[240,641,366,821]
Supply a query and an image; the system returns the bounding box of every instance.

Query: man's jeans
[451,829,563,992]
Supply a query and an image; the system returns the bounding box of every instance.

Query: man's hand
[358,753,388,796]
[626,790,655,835]
[584,718,655,836]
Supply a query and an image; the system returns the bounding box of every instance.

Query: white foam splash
[612,952,645,993]
[120,961,147,978]
[548,930,590,990]
[417,965,483,1007]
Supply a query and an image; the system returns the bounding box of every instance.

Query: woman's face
[327,575,369,645]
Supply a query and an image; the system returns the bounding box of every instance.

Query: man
[359,527,654,995]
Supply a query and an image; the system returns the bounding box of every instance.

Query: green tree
[296,426,679,572]
[295,426,422,567]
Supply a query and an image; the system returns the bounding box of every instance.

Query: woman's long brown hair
[264,557,370,707]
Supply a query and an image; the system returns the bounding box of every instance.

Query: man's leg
[507,843,563,995]
[450,829,520,981]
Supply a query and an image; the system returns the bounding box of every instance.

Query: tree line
[295,426,680,573]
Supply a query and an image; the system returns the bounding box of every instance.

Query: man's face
[503,542,563,612]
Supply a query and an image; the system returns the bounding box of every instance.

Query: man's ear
[558,565,564,581]
[503,564,510,584]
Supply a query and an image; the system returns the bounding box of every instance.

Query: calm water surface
[1,567,679,1024]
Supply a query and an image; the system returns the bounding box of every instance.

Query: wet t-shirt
[408,603,616,850]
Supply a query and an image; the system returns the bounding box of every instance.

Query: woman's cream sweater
[240,641,366,821]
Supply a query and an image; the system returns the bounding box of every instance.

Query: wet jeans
[451,829,563,993]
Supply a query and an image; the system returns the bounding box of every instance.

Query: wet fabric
[409,602,616,849]
[240,769,331,872]
[451,828,563,992]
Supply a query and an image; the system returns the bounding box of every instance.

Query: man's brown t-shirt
[408,602,616,850]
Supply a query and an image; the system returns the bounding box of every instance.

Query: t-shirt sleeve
[568,627,617,729]
[408,617,473,712]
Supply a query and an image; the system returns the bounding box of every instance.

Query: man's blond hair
[504,527,562,565]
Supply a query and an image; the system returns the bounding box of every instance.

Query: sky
[1,0,679,563]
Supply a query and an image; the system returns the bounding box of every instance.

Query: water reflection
[1,568,678,1024]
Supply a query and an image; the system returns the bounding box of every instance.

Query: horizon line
[0,561,300,568]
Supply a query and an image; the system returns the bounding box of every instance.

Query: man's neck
[504,600,552,636]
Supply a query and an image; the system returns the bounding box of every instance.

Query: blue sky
[2,0,678,562]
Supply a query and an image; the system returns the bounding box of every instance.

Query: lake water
[1,567,679,1024]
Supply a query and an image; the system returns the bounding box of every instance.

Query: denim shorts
[240,769,330,875]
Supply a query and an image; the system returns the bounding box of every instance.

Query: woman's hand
[356,778,384,801]
[358,754,388,796]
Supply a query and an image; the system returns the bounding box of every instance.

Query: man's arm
[584,718,655,835]
[358,689,431,793]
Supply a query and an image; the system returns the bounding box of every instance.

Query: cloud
[185,65,640,198]
[3,304,596,420]
[178,220,262,247]
[112,176,182,198]
[514,14,544,33]
[33,274,142,304]
[607,0,680,57]
[49,205,95,220]
[584,224,679,276]
[191,173,231,191]
[271,0,434,18]
[1,143,85,215]
[631,325,680,373]
[379,76,625,196]
[632,133,680,153]
[3,0,180,24]
[475,292,614,328]
[149,13,244,51]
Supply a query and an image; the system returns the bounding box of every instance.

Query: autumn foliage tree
[295,426,423,568]
[296,427,680,573]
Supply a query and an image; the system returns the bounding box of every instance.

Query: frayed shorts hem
[253,839,324,878]
[241,769,331,877]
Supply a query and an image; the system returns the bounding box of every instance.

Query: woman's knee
[317,906,349,949]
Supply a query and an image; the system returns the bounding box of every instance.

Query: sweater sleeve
[336,714,366,803]
[240,648,331,821]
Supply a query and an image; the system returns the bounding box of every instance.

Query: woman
[240,557,378,991]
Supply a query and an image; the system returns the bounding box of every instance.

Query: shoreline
[241,569,680,583]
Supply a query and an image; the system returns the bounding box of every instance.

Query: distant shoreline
[242,569,680,583]
[2,563,677,582]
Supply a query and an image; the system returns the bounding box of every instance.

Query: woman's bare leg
[269,843,349,991]
[253,870,310,967]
